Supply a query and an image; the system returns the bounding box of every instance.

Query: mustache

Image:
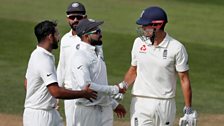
[72,21,79,26]
[70,21,79,31]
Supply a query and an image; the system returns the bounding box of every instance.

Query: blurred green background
[0,0,224,122]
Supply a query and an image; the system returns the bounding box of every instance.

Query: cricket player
[57,2,126,125]
[119,6,197,126]
[56,2,88,126]
[23,20,97,126]
[69,19,126,126]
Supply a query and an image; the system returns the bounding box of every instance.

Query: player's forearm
[54,88,86,99]
[48,83,87,99]
[124,66,137,87]
[89,82,119,95]
[182,82,192,107]
[179,71,192,107]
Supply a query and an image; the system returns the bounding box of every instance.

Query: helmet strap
[150,28,156,45]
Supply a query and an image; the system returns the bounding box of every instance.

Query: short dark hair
[34,20,57,43]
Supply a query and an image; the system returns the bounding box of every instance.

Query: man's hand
[113,104,126,118]
[179,107,197,126]
[82,84,97,102]
[116,81,128,94]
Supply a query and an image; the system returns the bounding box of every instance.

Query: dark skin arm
[178,71,192,107]
[24,79,27,91]
[47,82,97,101]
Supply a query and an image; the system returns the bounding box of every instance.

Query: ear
[83,15,87,19]
[82,34,89,41]
[47,34,53,41]
[85,34,89,41]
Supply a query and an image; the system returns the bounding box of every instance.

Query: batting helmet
[136,6,168,26]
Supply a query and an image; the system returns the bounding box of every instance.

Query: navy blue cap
[66,2,86,15]
[136,6,168,25]
[76,19,104,37]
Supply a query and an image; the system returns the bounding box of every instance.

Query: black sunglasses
[68,15,84,20]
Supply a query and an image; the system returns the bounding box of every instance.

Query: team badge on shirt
[139,44,147,53]
[163,49,168,59]
[46,73,52,77]
[76,44,80,50]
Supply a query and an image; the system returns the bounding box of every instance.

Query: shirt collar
[68,29,73,37]
[68,29,80,38]
[36,46,54,57]
[79,41,96,53]
[157,33,170,48]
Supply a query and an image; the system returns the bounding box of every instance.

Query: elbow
[52,93,61,99]
[50,90,62,99]
[47,84,62,99]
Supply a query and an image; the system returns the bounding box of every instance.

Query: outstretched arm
[124,65,137,87]
[47,82,97,101]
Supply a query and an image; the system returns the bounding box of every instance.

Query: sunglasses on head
[67,15,84,20]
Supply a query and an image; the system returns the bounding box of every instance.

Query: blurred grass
[0,0,224,122]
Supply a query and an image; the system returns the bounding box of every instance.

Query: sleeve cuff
[111,99,119,110]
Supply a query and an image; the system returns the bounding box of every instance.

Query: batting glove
[179,107,197,126]
[112,93,124,102]
[118,81,128,90]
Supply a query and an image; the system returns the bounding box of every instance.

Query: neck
[72,30,77,36]
[82,37,92,45]
[153,31,166,46]
[38,41,52,52]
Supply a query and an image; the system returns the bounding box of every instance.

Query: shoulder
[32,49,53,64]
[167,35,186,51]
[133,37,145,48]
[71,49,89,65]
[60,31,75,46]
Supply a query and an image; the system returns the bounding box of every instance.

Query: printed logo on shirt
[139,45,147,53]
[47,73,52,77]
[163,49,168,59]
[77,65,83,69]
[76,44,80,50]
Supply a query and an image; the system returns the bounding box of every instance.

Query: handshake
[179,107,197,126]
[112,81,128,101]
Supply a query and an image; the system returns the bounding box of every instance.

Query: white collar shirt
[25,46,57,110]
[131,33,189,99]
[70,42,112,106]
[57,30,81,89]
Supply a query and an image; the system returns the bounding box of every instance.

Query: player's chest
[137,45,175,68]
[89,55,106,74]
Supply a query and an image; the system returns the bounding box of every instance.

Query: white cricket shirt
[70,42,115,107]
[57,30,81,89]
[25,46,57,110]
[131,33,189,99]
[57,30,104,89]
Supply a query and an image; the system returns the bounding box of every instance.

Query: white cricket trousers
[64,100,76,126]
[23,108,64,126]
[73,105,113,126]
[130,96,176,126]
